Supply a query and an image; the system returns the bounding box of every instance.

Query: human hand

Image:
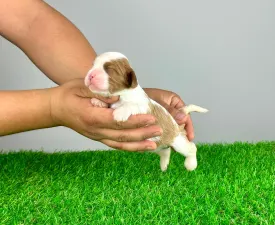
[50,79,162,151]
[144,88,194,141]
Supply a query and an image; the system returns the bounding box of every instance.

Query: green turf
[0,142,274,224]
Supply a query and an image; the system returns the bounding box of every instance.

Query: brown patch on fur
[103,58,138,94]
[148,101,181,147]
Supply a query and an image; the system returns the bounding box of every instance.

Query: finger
[153,96,186,125]
[93,108,157,130]
[170,95,185,109]
[164,105,187,125]
[101,139,157,152]
[185,116,195,141]
[98,125,162,142]
[93,95,119,104]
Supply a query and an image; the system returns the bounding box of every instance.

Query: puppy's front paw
[91,98,108,108]
[113,107,132,122]
[160,159,169,172]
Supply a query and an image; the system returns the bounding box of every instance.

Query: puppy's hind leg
[155,148,171,172]
[171,134,198,171]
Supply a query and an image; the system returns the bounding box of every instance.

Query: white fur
[85,68,109,91]
[156,148,171,171]
[148,136,161,143]
[110,85,149,121]
[110,84,205,172]
[183,104,209,114]
[171,135,198,171]
[85,51,208,172]
[110,85,163,142]
[85,52,127,97]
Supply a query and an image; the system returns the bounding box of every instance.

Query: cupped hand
[144,88,194,141]
[50,79,162,151]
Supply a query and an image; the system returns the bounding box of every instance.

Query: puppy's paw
[184,156,197,171]
[160,160,169,172]
[113,107,132,122]
[157,149,171,172]
[91,98,108,108]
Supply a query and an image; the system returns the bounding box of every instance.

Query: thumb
[92,94,119,104]
[166,105,187,125]
[74,79,119,104]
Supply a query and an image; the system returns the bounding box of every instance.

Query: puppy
[84,52,208,172]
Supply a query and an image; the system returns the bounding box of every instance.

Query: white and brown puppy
[84,52,208,172]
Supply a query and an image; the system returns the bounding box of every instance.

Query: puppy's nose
[90,71,96,79]
[89,69,101,80]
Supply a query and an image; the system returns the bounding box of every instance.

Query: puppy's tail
[180,104,209,115]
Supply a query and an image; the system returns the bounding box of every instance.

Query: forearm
[0,89,57,136]
[0,0,96,85]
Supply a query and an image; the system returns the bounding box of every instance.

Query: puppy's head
[84,52,138,96]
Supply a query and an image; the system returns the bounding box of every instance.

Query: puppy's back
[148,99,184,147]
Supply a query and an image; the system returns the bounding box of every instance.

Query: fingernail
[146,145,155,150]
[175,112,185,121]
[145,119,155,126]
[153,130,162,136]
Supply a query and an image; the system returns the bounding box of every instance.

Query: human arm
[0,0,193,142]
[0,79,161,151]
[0,88,56,135]
[0,0,96,85]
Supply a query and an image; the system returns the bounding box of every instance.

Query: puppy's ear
[126,68,138,89]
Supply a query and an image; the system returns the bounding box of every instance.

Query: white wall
[1,0,274,152]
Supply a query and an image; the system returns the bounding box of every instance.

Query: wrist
[48,86,64,127]
[0,88,59,136]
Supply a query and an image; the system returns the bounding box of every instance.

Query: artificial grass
[0,142,274,224]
